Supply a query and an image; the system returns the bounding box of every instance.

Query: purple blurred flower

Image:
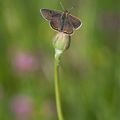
[10,95,33,120]
[12,51,39,73]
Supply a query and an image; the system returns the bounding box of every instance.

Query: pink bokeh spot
[11,95,33,119]
[13,52,39,72]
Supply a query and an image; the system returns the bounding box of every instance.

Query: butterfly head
[64,10,70,15]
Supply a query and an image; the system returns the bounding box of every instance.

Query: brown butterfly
[40,8,82,34]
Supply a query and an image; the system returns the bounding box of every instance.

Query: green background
[0,0,120,120]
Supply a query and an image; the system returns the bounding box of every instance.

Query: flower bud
[53,32,71,52]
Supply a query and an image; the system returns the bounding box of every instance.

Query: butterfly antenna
[60,1,65,10]
[68,6,74,12]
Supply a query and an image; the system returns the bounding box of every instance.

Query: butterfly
[40,8,82,35]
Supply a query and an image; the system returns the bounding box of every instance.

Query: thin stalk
[54,50,64,120]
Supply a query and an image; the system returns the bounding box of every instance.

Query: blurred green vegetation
[0,0,120,120]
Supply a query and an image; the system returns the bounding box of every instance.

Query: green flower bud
[53,33,71,52]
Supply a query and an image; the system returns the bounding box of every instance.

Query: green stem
[54,50,64,120]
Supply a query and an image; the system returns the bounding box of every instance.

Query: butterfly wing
[40,8,62,21]
[68,14,82,29]
[62,18,74,34]
[50,13,74,34]
[50,20,61,31]
[40,8,62,31]
[50,13,62,31]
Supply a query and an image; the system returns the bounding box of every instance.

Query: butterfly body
[40,9,82,34]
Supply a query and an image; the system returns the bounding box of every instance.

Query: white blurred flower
[53,32,71,52]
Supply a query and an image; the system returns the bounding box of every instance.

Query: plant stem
[54,49,64,120]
